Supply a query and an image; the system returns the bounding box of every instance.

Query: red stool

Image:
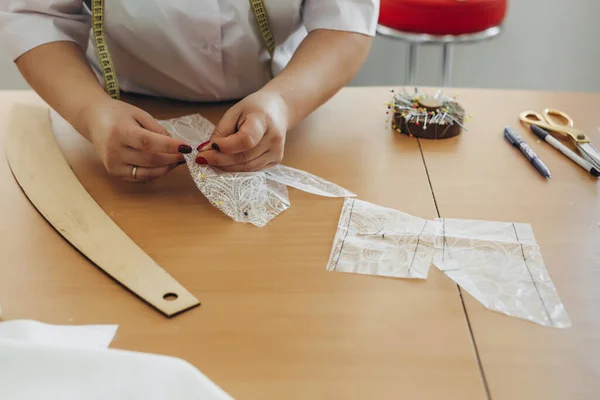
[378,0,507,86]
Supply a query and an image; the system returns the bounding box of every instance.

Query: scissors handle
[543,109,575,128]
[519,110,589,143]
[519,110,546,126]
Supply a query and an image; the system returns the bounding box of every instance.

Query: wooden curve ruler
[4,104,200,316]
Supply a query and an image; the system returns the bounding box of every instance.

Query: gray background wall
[1,1,599,92]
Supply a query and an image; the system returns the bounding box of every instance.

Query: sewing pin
[446,115,467,129]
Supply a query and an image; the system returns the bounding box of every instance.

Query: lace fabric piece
[264,165,356,198]
[433,218,571,328]
[325,200,570,328]
[160,113,353,227]
[326,198,442,279]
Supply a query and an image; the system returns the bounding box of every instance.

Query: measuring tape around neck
[91,0,275,100]
[91,0,120,100]
[248,0,276,58]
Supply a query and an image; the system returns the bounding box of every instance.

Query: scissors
[519,108,600,170]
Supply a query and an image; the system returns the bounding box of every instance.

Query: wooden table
[418,89,600,400]
[0,88,598,399]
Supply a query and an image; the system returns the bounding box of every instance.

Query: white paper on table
[326,198,442,279]
[0,319,234,400]
[160,113,355,227]
[433,218,571,328]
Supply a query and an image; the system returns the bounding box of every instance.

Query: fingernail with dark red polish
[212,143,221,151]
[196,141,210,151]
[178,144,192,154]
[195,157,208,165]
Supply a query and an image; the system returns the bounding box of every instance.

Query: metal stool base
[376,25,502,87]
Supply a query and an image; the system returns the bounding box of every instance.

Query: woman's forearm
[15,41,111,139]
[262,29,373,129]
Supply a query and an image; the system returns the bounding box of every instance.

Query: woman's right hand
[76,98,193,182]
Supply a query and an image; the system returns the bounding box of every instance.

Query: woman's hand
[195,90,289,172]
[77,98,193,182]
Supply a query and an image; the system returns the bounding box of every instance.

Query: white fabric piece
[0,320,118,349]
[433,218,571,329]
[326,198,441,279]
[0,320,234,399]
[160,113,355,227]
[0,0,378,101]
[0,343,234,400]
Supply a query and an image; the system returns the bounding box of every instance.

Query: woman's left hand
[195,90,289,172]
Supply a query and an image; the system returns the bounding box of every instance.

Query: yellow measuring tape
[91,0,120,100]
[248,0,276,58]
[91,0,275,100]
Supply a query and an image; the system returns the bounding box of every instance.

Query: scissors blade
[577,142,600,170]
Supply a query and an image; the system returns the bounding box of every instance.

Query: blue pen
[504,125,551,178]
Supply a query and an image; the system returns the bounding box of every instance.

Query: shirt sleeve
[0,1,90,61]
[301,0,379,37]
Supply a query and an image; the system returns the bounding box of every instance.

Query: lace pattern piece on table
[326,198,442,279]
[160,113,353,227]
[433,218,571,328]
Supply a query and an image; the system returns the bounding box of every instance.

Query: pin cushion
[388,89,469,139]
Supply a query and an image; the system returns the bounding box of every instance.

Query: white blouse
[0,1,379,101]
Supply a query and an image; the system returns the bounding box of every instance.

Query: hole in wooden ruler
[163,293,178,301]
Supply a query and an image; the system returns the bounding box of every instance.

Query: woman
[0,1,378,181]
